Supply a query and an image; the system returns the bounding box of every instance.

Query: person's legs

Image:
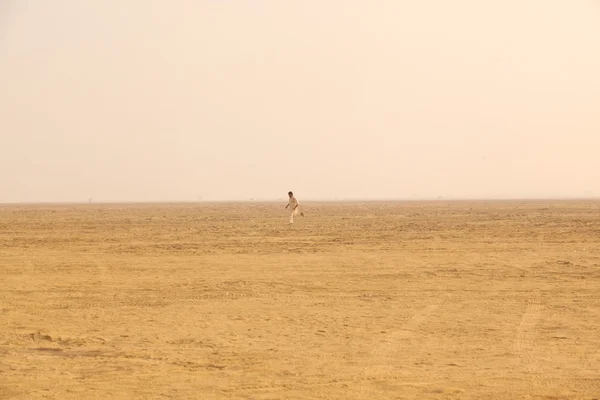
[290,208,298,224]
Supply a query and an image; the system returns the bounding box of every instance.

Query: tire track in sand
[226,295,451,397]
[513,293,552,388]
[360,293,452,394]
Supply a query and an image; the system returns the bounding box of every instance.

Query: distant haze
[1,1,599,203]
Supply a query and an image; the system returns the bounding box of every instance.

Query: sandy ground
[1,201,600,399]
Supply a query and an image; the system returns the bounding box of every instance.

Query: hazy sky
[1,1,599,202]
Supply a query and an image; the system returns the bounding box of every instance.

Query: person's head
[288,191,293,198]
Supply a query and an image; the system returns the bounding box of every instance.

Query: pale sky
[1,1,599,202]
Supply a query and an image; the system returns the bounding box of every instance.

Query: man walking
[285,191,304,224]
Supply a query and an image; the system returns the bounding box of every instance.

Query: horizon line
[1,196,600,206]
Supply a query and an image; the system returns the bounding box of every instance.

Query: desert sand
[1,201,599,399]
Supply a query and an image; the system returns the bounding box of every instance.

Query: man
[285,191,304,224]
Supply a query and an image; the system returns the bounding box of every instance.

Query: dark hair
[288,191,293,196]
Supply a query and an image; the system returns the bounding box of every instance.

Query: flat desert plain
[1,201,600,400]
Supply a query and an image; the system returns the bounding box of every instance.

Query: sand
[1,201,599,399]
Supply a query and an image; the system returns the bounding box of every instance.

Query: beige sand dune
[1,201,599,399]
